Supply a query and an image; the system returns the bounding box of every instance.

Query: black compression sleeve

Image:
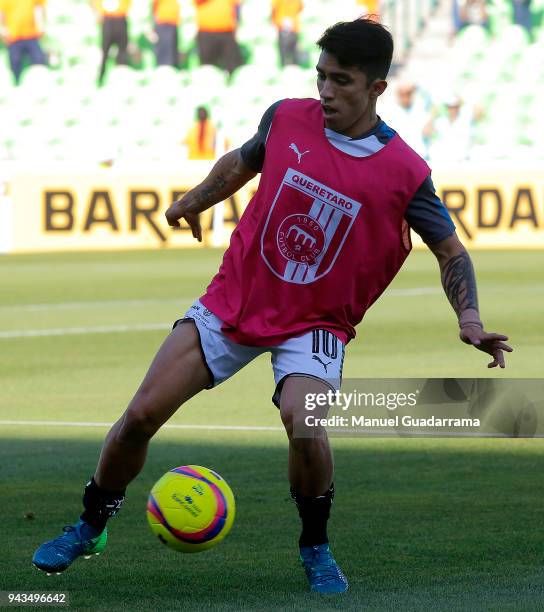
[405,175,456,245]
[240,99,284,172]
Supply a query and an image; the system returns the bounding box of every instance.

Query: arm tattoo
[441,251,479,316]
[194,173,228,207]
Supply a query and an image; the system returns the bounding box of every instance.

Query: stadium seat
[189,64,228,90]
[146,65,184,92]
[58,65,99,92]
[454,24,489,54]
[278,64,310,83]
[231,64,276,89]
[276,66,316,98]
[19,65,58,92]
[68,44,103,71]
[477,46,514,83]
[527,86,544,124]
[535,26,544,44]
[501,24,532,50]
[103,65,141,93]
[0,64,14,91]
[516,44,544,82]
[250,43,281,68]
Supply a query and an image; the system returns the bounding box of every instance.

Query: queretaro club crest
[260,168,362,284]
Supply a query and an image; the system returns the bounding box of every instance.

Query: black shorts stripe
[172,317,214,389]
[271,373,338,409]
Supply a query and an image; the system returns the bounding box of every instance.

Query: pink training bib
[201,98,430,346]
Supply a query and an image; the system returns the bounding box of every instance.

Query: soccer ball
[146,465,235,553]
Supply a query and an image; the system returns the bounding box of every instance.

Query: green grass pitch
[1,248,543,610]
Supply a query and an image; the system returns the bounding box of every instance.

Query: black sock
[80,477,126,532]
[291,483,334,548]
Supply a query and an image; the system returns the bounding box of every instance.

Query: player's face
[316,51,387,137]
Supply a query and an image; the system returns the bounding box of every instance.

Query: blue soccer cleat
[300,543,349,594]
[32,519,107,575]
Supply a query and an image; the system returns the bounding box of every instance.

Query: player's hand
[459,325,513,369]
[165,198,202,242]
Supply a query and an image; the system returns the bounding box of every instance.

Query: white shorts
[173,300,345,408]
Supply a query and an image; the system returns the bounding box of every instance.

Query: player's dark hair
[317,19,394,85]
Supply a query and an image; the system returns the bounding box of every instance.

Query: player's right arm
[164,148,257,241]
[166,100,283,241]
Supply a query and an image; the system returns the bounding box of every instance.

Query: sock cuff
[290,483,334,505]
[292,484,334,548]
[82,476,126,528]
[86,477,126,498]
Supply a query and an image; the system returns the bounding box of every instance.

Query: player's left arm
[428,233,513,368]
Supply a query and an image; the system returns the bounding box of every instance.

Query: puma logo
[289,142,310,164]
[312,355,332,373]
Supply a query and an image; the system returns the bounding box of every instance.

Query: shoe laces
[50,525,83,554]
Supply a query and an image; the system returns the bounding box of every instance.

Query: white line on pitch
[0,298,183,312]
[0,420,283,432]
[0,288,444,339]
[0,287,443,313]
[0,322,171,339]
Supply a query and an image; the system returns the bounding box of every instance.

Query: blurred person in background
[271,0,303,67]
[153,0,181,66]
[193,0,242,74]
[385,80,429,158]
[511,0,533,35]
[94,0,132,85]
[425,94,482,162]
[185,106,217,160]
[0,0,47,85]
[457,0,488,30]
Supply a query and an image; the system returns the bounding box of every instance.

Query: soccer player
[33,19,512,594]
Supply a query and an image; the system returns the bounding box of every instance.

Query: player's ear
[369,79,388,100]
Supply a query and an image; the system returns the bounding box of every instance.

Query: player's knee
[118,404,162,442]
[280,403,296,438]
[289,431,328,458]
[281,401,318,442]
[280,376,333,440]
